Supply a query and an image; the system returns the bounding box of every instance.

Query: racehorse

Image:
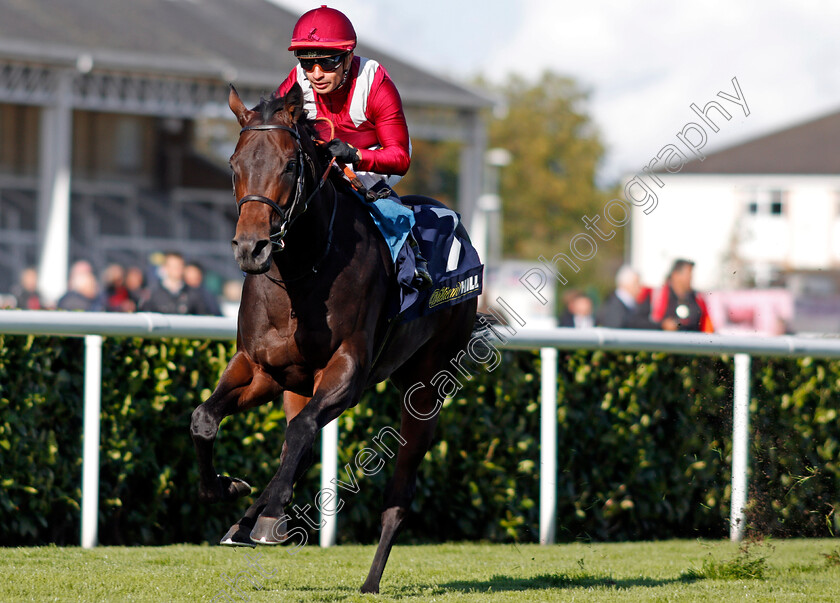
[190,83,481,594]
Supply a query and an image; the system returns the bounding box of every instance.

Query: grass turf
[1,539,839,601]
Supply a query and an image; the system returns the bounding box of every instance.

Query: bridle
[235,123,331,251]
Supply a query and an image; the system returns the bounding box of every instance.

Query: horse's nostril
[252,239,269,259]
[231,239,239,249]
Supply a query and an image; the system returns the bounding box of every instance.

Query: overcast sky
[274,0,840,184]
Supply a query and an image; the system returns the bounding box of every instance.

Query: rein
[264,181,338,287]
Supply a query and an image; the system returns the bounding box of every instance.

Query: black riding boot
[407,232,432,290]
[366,180,432,290]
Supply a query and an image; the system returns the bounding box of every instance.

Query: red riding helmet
[288,5,357,53]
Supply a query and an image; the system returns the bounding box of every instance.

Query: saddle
[339,175,483,323]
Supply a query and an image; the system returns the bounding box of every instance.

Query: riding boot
[407,232,432,290]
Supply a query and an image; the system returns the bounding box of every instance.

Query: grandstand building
[0,0,490,302]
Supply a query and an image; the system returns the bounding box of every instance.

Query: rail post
[320,418,339,547]
[539,347,558,545]
[730,353,751,541]
[81,335,103,548]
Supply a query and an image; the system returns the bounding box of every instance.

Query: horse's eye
[284,161,297,174]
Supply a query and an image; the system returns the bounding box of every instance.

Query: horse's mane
[251,95,319,142]
[250,94,350,190]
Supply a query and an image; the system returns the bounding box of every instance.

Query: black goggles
[297,53,347,73]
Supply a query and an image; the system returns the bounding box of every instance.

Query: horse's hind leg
[360,375,441,594]
[191,351,280,507]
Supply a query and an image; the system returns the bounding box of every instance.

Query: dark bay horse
[190,83,480,593]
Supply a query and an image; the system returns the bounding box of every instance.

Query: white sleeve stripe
[349,57,379,128]
[295,66,318,119]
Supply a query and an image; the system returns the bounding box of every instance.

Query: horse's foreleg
[191,352,280,505]
[224,392,317,543]
[281,392,318,483]
[248,347,365,544]
[361,377,441,594]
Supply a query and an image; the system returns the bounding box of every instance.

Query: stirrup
[407,233,432,290]
[413,259,432,290]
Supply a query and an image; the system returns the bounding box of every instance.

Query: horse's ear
[284,82,304,123]
[228,84,249,125]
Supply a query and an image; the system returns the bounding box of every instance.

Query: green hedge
[1,334,838,546]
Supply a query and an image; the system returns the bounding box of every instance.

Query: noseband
[236,123,324,250]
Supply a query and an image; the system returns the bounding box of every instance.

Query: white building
[628,110,840,333]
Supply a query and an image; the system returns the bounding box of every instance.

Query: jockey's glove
[327,139,361,165]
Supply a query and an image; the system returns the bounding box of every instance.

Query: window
[769,190,784,215]
[745,189,786,217]
[114,118,143,171]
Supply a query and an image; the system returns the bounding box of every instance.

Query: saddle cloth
[393,203,484,322]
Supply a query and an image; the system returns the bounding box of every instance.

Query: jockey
[274,5,432,289]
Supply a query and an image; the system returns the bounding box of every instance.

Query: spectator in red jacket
[11,267,43,310]
[643,259,714,333]
[100,263,135,312]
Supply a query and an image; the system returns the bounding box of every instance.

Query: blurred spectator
[57,260,102,311]
[597,265,673,330]
[99,263,135,312]
[221,279,243,318]
[184,261,222,316]
[559,290,594,328]
[771,316,793,336]
[0,294,16,309]
[141,251,208,315]
[125,265,150,310]
[642,258,714,333]
[11,267,43,310]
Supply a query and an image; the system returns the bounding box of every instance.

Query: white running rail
[2,310,839,547]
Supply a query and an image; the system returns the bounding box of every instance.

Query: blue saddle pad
[393,203,484,322]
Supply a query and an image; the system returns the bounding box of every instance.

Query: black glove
[326,138,360,165]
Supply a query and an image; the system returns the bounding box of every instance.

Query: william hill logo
[428,274,481,308]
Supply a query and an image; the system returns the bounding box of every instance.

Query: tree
[393,139,460,206]
[396,73,623,300]
[482,72,623,296]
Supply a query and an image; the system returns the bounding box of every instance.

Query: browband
[240,124,300,139]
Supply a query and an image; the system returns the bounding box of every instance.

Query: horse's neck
[273,188,333,273]
[279,182,392,280]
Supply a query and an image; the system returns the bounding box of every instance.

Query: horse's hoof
[360,582,379,594]
[220,523,256,548]
[199,475,251,504]
[219,475,252,501]
[249,516,287,545]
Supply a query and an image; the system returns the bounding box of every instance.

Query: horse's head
[228,84,314,274]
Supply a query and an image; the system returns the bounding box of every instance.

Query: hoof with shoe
[220,523,256,547]
[249,515,288,545]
